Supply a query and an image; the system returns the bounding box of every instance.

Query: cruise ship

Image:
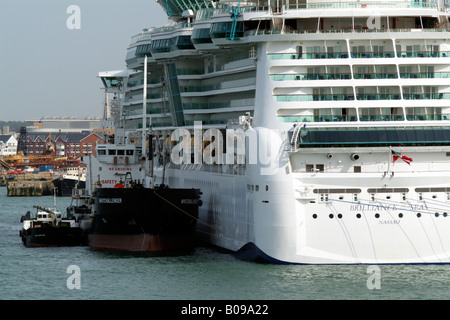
[93,0,450,264]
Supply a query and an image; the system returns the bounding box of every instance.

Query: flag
[392,150,413,165]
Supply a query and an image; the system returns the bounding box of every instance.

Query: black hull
[20,226,84,248]
[89,187,201,252]
[53,178,86,197]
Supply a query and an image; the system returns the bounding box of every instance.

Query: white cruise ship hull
[162,160,450,264]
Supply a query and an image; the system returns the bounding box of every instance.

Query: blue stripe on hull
[233,242,290,264]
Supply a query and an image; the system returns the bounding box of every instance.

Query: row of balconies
[274,92,450,102]
[277,106,450,123]
[268,50,450,60]
[271,71,450,81]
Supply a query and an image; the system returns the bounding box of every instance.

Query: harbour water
[1,186,450,301]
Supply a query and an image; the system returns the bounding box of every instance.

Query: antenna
[142,56,153,188]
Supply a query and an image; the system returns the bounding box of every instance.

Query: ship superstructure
[97,0,450,263]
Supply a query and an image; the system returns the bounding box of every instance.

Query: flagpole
[387,146,392,174]
[142,55,149,187]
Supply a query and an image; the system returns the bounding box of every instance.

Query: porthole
[435,212,439,217]
[444,212,448,217]
[375,213,380,218]
[356,213,361,218]
[329,214,334,219]
[312,214,318,219]
[398,213,403,218]
[338,214,343,219]
[417,213,421,218]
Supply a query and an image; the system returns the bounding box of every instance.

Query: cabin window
[98,150,106,155]
[108,149,116,155]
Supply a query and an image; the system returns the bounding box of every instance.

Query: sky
[0,0,170,121]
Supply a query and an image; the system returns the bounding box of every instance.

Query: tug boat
[20,205,84,247]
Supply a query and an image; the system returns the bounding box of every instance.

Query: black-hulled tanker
[89,186,201,253]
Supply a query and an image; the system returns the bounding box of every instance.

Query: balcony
[403,92,450,99]
[274,93,354,101]
[356,93,401,100]
[270,73,352,81]
[268,52,349,60]
[397,51,450,58]
[400,72,450,79]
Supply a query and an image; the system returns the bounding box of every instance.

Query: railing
[270,73,352,80]
[277,115,355,123]
[183,102,230,110]
[183,98,254,110]
[285,1,437,10]
[351,52,395,58]
[246,28,450,37]
[353,72,397,79]
[274,94,355,101]
[128,24,193,46]
[148,23,193,35]
[359,115,404,121]
[403,92,450,99]
[397,51,450,57]
[400,72,450,79]
[275,93,450,101]
[268,50,450,60]
[278,113,450,123]
[212,6,269,17]
[278,115,357,122]
[127,78,163,87]
[213,1,437,17]
[129,33,151,46]
[270,72,450,81]
[123,108,166,117]
[196,8,215,21]
[406,114,450,121]
[185,120,229,125]
[268,52,349,60]
[356,93,401,100]
[179,79,255,93]
[176,68,205,75]
[124,93,166,102]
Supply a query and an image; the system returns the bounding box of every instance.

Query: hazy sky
[0,0,169,121]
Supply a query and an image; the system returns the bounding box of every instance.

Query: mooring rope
[152,191,221,234]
